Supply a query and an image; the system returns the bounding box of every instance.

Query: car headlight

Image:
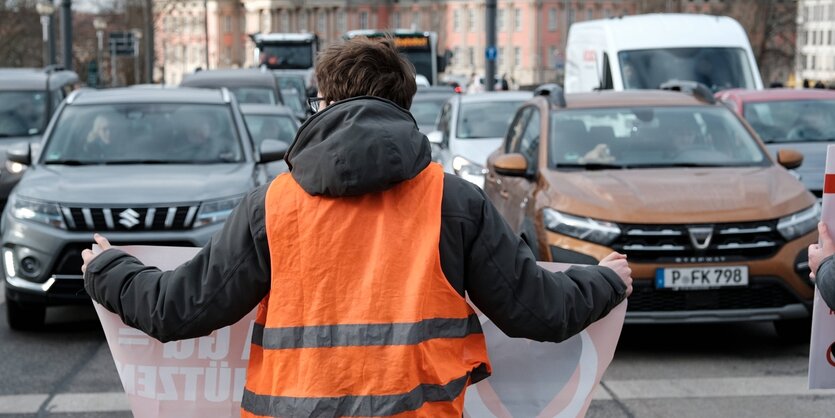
[777,203,820,241]
[452,155,488,188]
[193,195,244,228]
[9,195,66,229]
[542,208,621,246]
[4,160,26,175]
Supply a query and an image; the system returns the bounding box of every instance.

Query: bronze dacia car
[484,86,819,339]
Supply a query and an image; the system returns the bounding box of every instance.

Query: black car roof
[180,69,278,89]
[70,87,228,105]
[0,68,78,91]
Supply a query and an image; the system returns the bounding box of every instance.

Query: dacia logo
[687,226,714,250]
[119,208,140,229]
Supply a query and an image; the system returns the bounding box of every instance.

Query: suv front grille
[61,205,199,232]
[611,220,785,262]
[628,280,801,312]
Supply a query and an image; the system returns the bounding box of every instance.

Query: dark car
[1,87,287,330]
[0,67,78,204]
[180,68,285,106]
[717,88,835,200]
[274,73,311,121]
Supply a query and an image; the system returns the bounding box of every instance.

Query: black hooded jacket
[84,96,627,343]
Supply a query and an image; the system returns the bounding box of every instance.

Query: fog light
[19,256,40,276]
[3,249,16,278]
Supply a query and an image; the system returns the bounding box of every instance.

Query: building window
[280,11,289,31]
[829,30,833,46]
[413,12,422,29]
[568,9,575,26]
[262,11,270,32]
[497,9,505,31]
[453,47,461,66]
[337,11,346,32]
[317,11,326,34]
[468,47,474,66]
[548,46,557,67]
[468,9,475,32]
[392,11,401,28]
[813,31,818,46]
[586,9,593,20]
[514,8,522,32]
[224,15,232,33]
[604,9,611,18]
[514,47,521,67]
[548,8,557,31]
[359,11,368,29]
[453,10,460,32]
[299,10,308,31]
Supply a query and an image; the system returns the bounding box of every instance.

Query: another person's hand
[578,144,615,164]
[81,234,112,275]
[809,223,835,281]
[599,252,632,297]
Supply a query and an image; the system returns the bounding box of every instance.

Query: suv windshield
[42,103,243,164]
[0,91,48,137]
[618,48,756,92]
[744,100,835,143]
[550,106,766,168]
[457,100,525,139]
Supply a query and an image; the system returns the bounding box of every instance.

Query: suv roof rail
[659,80,716,104]
[43,65,65,74]
[220,87,232,103]
[534,83,566,107]
[65,88,85,104]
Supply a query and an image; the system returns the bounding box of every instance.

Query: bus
[251,33,319,89]
[344,30,445,86]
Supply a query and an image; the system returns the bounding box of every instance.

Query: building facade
[797,0,835,85]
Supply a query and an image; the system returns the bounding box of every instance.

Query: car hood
[764,141,830,194]
[451,138,503,167]
[14,163,256,205]
[542,166,814,224]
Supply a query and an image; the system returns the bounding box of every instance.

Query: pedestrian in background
[81,36,631,417]
[811,223,835,309]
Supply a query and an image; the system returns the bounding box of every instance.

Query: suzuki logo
[688,226,714,250]
[119,209,141,229]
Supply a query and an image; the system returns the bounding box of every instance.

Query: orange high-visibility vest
[242,163,491,418]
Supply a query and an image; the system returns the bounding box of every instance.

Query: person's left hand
[809,223,835,281]
[81,234,112,275]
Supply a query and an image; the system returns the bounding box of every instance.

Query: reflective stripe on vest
[243,163,491,417]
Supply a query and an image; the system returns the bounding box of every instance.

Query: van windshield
[0,91,48,137]
[550,106,767,169]
[618,47,756,92]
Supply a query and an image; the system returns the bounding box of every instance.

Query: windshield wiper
[43,159,95,166]
[630,162,728,168]
[102,159,173,165]
[556,163,628,170]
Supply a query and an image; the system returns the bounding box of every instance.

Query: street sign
[109,32,135,56]
[485,46,497,61]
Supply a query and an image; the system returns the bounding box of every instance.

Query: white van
[564,14,764,93]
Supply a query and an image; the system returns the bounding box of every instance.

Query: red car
[717,88,835,199]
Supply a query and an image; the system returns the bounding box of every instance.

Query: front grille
[51,241,196,277]
[628,281,801,312]
[62,205,199,232]
[611,220,785,262]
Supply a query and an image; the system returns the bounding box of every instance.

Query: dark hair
[315,36,417,109]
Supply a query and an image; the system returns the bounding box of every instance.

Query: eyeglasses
[307,97,327,113]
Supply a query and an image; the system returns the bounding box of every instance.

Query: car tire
[773,318,811,342]
[6,300,46,331]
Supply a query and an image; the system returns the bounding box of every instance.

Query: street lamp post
[132,29,143,85]
[93,17,107,87]
[36,1,56,67]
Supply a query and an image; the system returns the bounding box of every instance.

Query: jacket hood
[285,96,432,197]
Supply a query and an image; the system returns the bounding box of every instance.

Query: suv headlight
[777,203,820,241]
[543,208,621,246]
[193,195,244,228]
[9,195,66,229]
[452,155,488,188]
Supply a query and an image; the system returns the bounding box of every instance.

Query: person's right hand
[600,252,633,297]
[810,223,835,281]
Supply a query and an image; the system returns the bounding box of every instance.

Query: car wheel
[6,300,46,331]
[773,318,811,342]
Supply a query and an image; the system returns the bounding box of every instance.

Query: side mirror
[494,153,529,177]
[6,143,31,166]
[777,148,803,170]
[426,131,443,145]
[259,139,289,163]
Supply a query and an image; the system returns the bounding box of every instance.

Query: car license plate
[655,266,748,289]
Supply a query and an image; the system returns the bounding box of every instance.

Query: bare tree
[723,0,797,84]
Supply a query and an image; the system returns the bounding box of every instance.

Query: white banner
[809,144,835,389]
[94,248,625,417]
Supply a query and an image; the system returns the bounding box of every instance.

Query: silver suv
[1,87,287,330]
